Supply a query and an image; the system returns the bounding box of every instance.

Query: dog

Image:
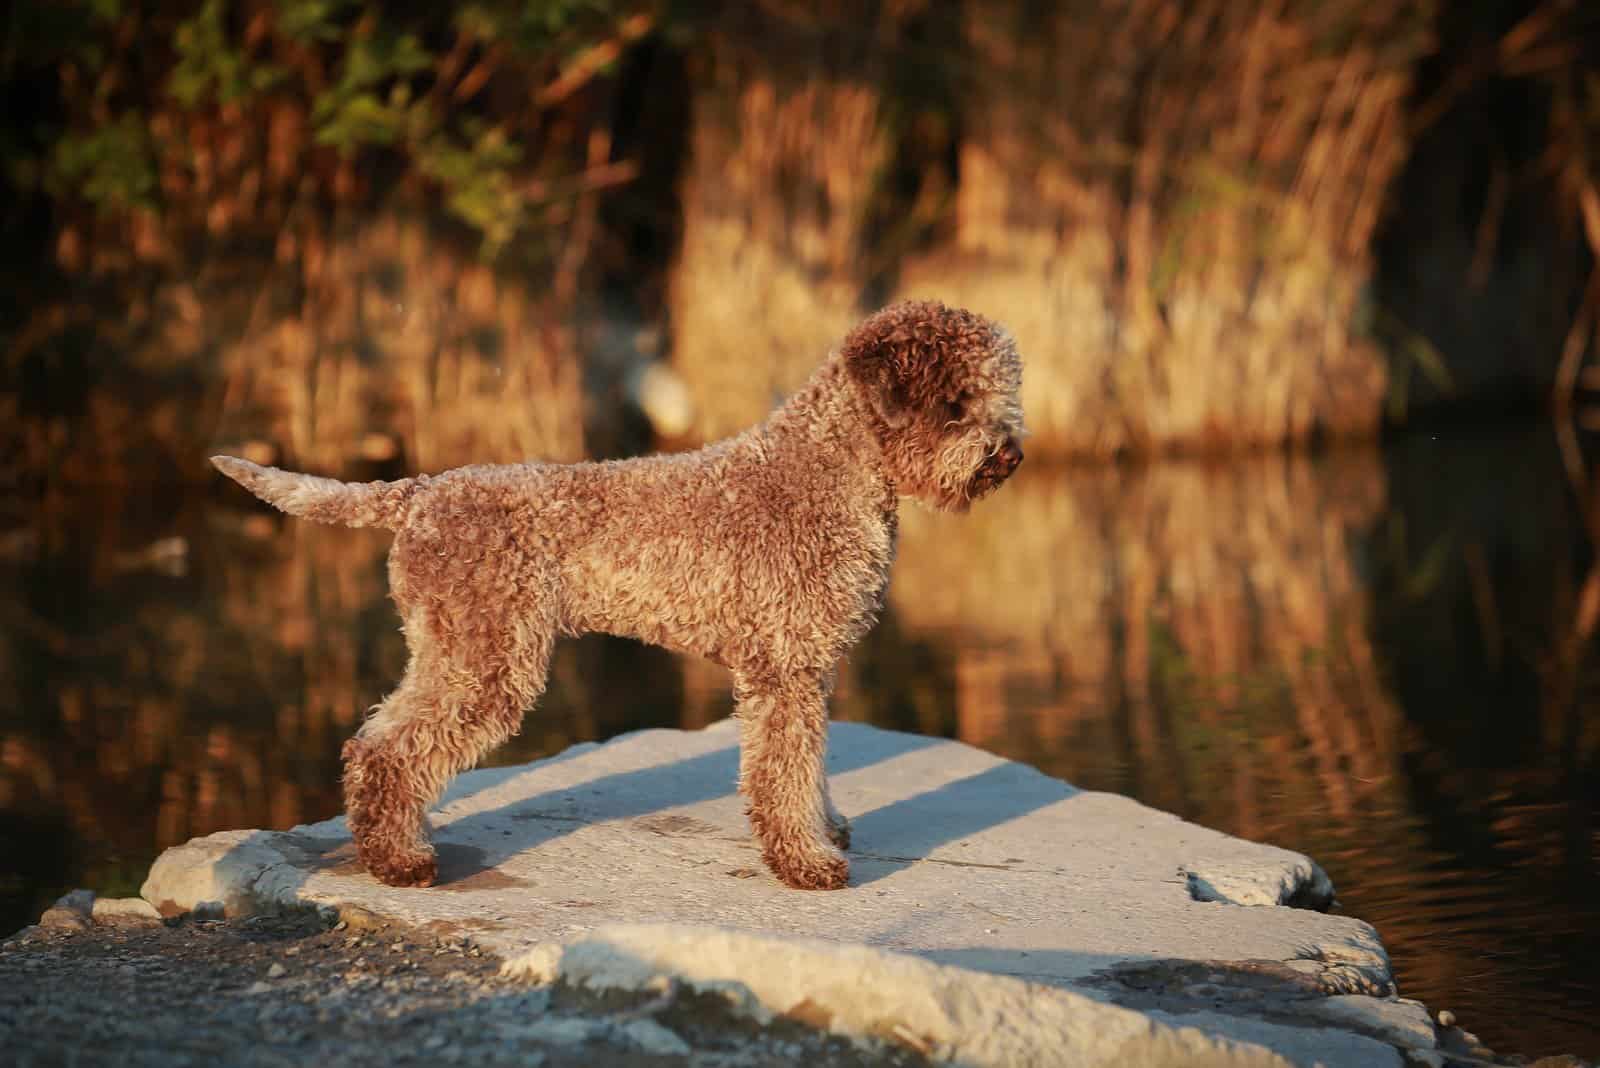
[212,299,1025,890]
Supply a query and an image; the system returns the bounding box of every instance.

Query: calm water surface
[2,427,1596,1058]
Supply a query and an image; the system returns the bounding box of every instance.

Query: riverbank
[0,908,930,1067]
[5,890,1587,1067]
[5,720,1586,1065]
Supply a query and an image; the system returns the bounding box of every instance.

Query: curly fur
[213,300,1024,890]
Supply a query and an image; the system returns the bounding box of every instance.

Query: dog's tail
[211,456,418,530]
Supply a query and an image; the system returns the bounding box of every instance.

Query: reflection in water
[0,432,1596,1058]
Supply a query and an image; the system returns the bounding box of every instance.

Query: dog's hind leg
[735,672,849,890]
[342,602,555,888]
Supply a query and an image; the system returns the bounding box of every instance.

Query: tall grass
[896,0,1432,455]
[657,1,1431,454]
[667,18,892,441]
[8,2,1595,476]
[211,214,587,474]
[4,2,634,484]
[12,208,587,484]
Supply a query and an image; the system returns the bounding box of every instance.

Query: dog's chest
[843,504,898,634]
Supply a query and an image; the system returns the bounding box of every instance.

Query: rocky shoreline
[4,722,1591,1067]
[0,905,926,1067]
[1,890,1581,1068]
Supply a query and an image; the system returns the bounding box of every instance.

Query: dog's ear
[841,300,966,427]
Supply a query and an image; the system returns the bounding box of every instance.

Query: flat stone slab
[507,922,1293,1067]
[143,721,1439,1066]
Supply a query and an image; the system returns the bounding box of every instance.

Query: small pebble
[191,901,226,922]
[267,963,287,979]
[38,908,92,932]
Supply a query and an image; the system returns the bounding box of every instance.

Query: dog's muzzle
[968,437,1024,498]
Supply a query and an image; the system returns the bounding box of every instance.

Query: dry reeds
[13,2,1593,475]
[667,18,892,441]
[213,214,586,474]
[17,208,588,482]
[6,4,635,484]
[887,0,1431,456]
[659,1,1432,453]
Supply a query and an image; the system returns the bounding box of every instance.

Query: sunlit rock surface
[143,720,1439,1066]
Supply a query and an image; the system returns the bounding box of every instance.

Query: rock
[138,721,1442,1066]
[1305,995,1436,1049]
[191,901,227,922]
[2,926,44,946]
[614,1018,690,1057]
[509,1017,604,1046]
[54,889,96,912]
[1184,858,1334,909]
[507,924,1286,1067]
[266,963,287,979]
[36,910,91,932]
[336,905,386,931]
[37,908,92,933]
[39,889,95,930]
[142,832,325,919]
[90,897,163,926]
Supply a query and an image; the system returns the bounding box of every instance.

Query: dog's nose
[999,439,1023,468]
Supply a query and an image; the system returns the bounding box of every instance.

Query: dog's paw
[365,849,437,888]
[771,846,850,891]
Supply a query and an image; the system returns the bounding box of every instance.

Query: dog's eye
[943,398,966,422]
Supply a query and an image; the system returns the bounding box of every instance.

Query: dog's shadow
[286,721,1075,891]
[842,759,1078,885]
[431,739,751,879]
[424,723,1073,888]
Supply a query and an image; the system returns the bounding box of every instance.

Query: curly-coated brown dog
[212,300,1025,891]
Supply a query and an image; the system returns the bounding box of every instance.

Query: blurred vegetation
[0,0,1596,487]
[1,0,660,490]
[6,0,643,253]
[1378,0,1600,417]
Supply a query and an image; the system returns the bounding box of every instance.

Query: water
[1,427,1595,1059]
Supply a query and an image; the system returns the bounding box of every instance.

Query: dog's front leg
[733,672,848,890]
[822,775,851,850]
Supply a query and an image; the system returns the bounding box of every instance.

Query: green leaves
[276,0,360,44]
[170,0,286,107]
[48,113,156,212]
[310,25,434,152]
[18,1,651,257]
[311,88,419,152]
[416,123,526,254]
[455,0,620,56]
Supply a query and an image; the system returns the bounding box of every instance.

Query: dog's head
[842,300,1025,512]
